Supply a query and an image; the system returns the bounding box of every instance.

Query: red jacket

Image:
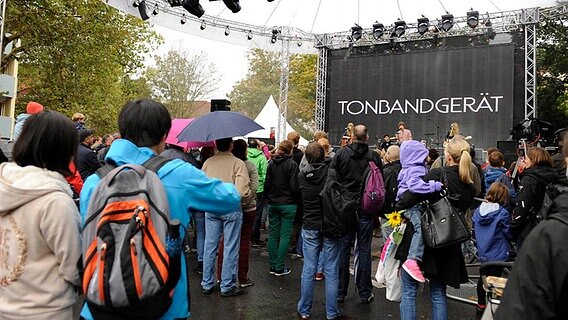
[66,162,83,195]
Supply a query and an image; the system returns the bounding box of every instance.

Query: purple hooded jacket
[396,140,442,200]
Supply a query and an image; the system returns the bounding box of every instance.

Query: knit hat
[26,101,44,114]
[78,129,94,142]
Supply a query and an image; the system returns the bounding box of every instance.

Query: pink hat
[26,101,44,114]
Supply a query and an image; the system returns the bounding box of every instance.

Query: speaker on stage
[497,141,518,168]
[211,99,231,112]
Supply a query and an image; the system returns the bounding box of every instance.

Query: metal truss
[277,38,290,143]
[315,44,328,132]
[523,8,539,119]
[0,0,6,57]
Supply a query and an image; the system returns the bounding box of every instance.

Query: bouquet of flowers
[385,210,405,245]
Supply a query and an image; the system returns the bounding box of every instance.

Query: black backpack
[535,182,568,223]
[321,180,359,239]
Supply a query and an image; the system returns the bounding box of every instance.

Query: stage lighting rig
[182,0,205,18]
[181,14,187,24]
[417,16,429,35]
[210,0,241,13]
[271,29,280,44]
[246,30,253,40]
[152,4,159,15]
[224,26,230,36]
[441,13,454,32]
[200,20,206,30]
[372,22,384,39]
[467,9,479,29]
[167,0,182,6]
[133,1,150,21]
[351,24,363,41]
[392,19,406,38]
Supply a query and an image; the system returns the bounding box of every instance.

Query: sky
[148,0,559,99]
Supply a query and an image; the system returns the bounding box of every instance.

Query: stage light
[246,30,253,40]
[224,26,230,36]
[441,13,454,32]
[152,4,159,15]
[182,0,205,18]
[297,39,303,47]
[417,16,429,35]
[351,24,363,41]
[271,29,280,44]
[200,20,206,30]
[210,0,241,13]
[167,0,182,6]
[393,19,406,38]
[372,22,384,40]
[181,14,187,24]
[467,9,479,29]
[136,0,150,21]
[132,1,139,7]
[485,17,492,27]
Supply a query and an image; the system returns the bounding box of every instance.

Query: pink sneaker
[402,259,425,283]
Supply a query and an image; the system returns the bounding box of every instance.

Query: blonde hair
[445,135,473,184]
[317,138,331,156]
[449,122,460,137]
[287,131,300,145]
[72,112,85,121]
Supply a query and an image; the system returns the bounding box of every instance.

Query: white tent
[247,96,309,146]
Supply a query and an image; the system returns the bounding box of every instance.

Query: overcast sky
[150,0,558,99]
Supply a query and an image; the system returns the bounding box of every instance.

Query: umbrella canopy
[177,111,264,143]
[166,118,215,148]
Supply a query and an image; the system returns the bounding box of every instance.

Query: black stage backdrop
[325,44,516,149]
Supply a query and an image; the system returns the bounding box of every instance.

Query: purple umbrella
[177,111,264,143]
[166,119,215,149]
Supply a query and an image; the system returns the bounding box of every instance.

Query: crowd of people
[0,99,567,320]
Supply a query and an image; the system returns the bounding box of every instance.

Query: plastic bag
[375,223,406,302]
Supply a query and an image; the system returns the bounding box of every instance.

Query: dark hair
[486,182,509,205]
[305,142,325,164]
[231,139,248,161]
[428,148,439,162]
[102,134,113,144]
[487,147,499,157]
[564,133,568,158]
[489,151,505,167]
[13,110,77,176]
[118,99,171,148]
[249,140,259,149]
[277,140,294,155]
[287,131,300,145]
[216,138,233,152]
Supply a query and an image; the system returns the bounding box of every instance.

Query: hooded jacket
[265,155,299,205]
[79,139,240,320]
[396,140,442,201]
[299,162,328,230]
[495,192,568,320]
[380,160,402,217]
[247,147,268,194]
[12,113,30,142]
[472,202,511,263]
[77,142,101,181]
[484,166,507,191]
[512,165,559,238]
[328,141,383,196]
[0,163,81,319]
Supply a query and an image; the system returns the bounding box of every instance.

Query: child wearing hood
[396,140,443,282]
[472,182,511,314]
[13,101,44,142]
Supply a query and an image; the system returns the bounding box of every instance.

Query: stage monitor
[325,43,516,149]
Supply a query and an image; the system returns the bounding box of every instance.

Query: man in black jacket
[76,129,101,181]
[379,145,402,239]
[328,124,383,304]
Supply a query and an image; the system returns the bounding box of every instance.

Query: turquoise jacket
[79,139,240,319]
[247,147,268,193]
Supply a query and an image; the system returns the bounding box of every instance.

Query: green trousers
[267,204,297,271]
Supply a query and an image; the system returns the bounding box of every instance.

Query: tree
[145,49,219,119]
[536,2,568,129]
[4,0,160,134]
[229,49,317,139]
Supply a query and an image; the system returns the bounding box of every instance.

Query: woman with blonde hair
[396,135,476,320]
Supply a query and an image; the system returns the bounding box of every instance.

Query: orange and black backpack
[81,156,181,320]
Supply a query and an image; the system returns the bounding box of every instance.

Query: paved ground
[75,231,478,319]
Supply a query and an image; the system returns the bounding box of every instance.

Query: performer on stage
[446,122,460,141]
[380,134,394,152]
[396,122,412,143]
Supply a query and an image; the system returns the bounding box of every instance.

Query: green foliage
[536,6,568,129]
[229,49,317,139]
[145,49,219,119]
[4,0,161,134]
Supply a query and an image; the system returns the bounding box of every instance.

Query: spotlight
[441,13,454,32]
[210,0,241,13]
[484,17,492,27]
[351,24,363,41]
[224,26,230,36]
[417,16,429,35]
[137,0,150,21]
[271,29,279,44]
[467,9,479,29]
[132,1,139,7]
[181,14,187,24]
[200,20,206,30]
[246,30,253,40]
[392,19,406,38]
[372,22,384,39]
[167,0,182,6]
[182,0,205,17]
[152,4,159,15]
[297,39,303,47]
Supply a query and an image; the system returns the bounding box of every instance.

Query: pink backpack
[361,158,385,215]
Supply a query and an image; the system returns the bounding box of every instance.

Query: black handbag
[421,168,471,249]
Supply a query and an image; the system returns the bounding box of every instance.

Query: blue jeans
[405,205,424,261]
[201,210,243,293]
[194,211,205,262]
[297,229,341,319]
[317,249,325,273]
[400,269,447,320]
[338,213,374,300]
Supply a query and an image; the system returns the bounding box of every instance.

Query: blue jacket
[484,166,507,191]
[79,139,241,319]
[473,202,511,263]
[397,140,442,200]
